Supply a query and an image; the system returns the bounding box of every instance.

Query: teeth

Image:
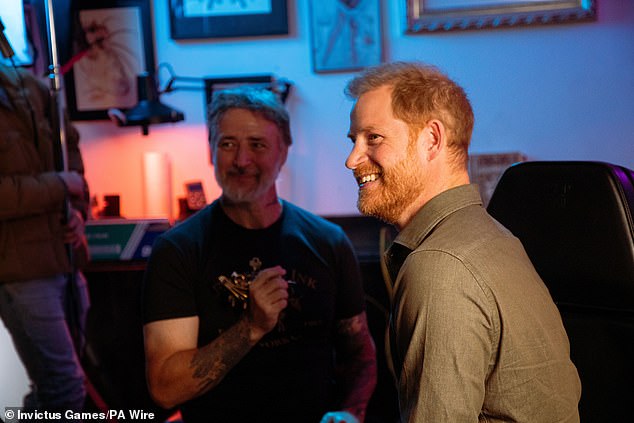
[359,174,379,185]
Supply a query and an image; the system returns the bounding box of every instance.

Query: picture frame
[308,0,382,73]
[406,0,596,32]
[64,0,155,121]
[168,0,289,40]
[203,74,291,141]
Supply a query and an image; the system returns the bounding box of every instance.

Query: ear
[278,142,289,169]
[209,142,215,166]
[424,119,446,161]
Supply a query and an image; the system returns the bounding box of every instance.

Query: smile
[357,173,380,187]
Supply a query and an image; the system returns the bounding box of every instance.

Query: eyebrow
[349,124,382,135]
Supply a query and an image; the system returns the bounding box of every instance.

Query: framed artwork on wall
[64,0,156,121]
[406,0,596,32]
[309,0,382,73]
[168,0,289,39]
[202,74,292,140]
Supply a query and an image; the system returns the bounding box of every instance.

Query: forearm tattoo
[336,313,378,422]
[189,317,253,393]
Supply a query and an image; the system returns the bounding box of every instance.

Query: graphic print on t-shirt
[214,256,326,348]
[217,257,262,309]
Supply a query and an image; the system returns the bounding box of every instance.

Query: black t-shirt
[143,200,365,422]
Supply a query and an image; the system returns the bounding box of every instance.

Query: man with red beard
[344,62,581,423]
[142,87,376,423]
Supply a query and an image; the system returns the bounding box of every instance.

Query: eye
[367,133,383,143]
[217,140,236,150]
[250,140,268,150]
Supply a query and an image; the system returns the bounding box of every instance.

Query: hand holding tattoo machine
[218,258,298,309]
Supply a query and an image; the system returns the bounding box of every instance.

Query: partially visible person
[142,87,376,422]
[343,61,581,422]
[0,64,90,416]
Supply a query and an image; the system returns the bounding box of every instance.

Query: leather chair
[487,161,634,422]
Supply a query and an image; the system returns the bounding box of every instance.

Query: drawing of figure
[72,7,145,111]
[312,0,381,72]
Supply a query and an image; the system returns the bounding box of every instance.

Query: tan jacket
[0,65,89,283]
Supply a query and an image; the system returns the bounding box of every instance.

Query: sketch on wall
[309,0,382,73]
[72,7,145,113]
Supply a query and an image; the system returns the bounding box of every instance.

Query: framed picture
[168,0,288,39]
[202,74,291,140]
[65,0,155,121]
[468,152,527,206]
[309,0,382,73]
[406,0,596,32]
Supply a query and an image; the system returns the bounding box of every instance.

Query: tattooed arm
[143,266,289,409]
[320,312,378,423]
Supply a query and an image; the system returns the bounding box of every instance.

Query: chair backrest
[487,161,634,422]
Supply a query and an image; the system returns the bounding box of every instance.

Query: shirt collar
[394,184,483,250]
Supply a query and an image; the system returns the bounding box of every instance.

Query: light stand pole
[43,1,114,417]
[44,0,68,172]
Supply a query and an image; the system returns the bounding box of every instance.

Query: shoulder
[156,203,216,251]
[420,204,516,260]
[282,200,347,239]
[400,204,527,300]
[17,68,48,97]
[0,67,47,102]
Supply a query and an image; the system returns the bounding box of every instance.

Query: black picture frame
[202,74,292,141]
[65,0,156,121]
[168,0,288,40]
[406,0,596,32]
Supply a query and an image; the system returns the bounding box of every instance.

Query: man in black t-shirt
[142,87,376,423]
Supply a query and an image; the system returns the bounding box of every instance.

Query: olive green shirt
[387,184,581,422]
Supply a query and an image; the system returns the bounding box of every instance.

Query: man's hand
[320,411,360,423]
[63,207,86,248]
[58,171,85,197]
[247,266,289,341]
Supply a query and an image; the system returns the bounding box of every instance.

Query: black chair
[487,161,634,422]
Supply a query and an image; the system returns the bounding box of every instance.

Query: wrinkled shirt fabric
[387,184,581,423]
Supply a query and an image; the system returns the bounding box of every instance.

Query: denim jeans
[0,273,89,414]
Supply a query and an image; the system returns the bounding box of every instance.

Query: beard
[216,166,275,204]
[356,150,425,224]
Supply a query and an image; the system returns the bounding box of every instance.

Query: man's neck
[395,169,470,231]
[220,194,283,229]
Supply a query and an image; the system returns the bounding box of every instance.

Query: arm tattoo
[189,317,254,393]
[335,312,378,422]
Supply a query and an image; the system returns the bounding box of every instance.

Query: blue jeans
[0,273,89,413]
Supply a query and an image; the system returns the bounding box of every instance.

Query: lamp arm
[161,75,206,94]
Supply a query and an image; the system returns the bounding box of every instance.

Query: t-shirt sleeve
[142,234,199,324]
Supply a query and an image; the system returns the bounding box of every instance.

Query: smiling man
[142,87,376,423]
[344,62,581,423]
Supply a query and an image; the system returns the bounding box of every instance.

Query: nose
[233,145,252,168]
[345,141,366,170]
